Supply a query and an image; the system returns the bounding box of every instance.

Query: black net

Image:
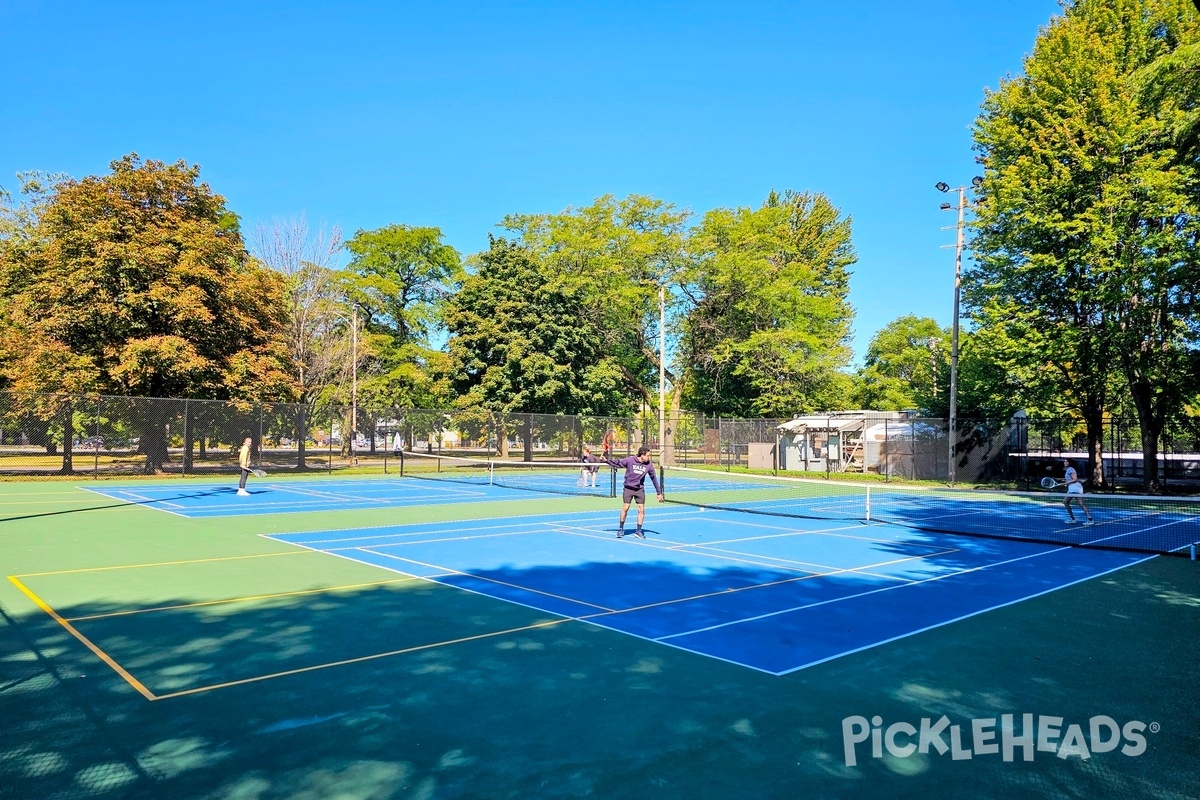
[662,465,1200,557]
[399,451,616,499]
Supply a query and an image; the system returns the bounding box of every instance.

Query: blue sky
[0,0,1060,364]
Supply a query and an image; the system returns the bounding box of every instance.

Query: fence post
[94,396,102,479]
[182,399,189,477]
[826,416,832,480]
[884,419,889,482]
[774,428,780,476]
[257,403,264,471]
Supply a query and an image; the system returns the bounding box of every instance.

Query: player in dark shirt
[602,446,663,539]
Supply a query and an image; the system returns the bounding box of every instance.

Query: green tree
[501,194,690,413]
[856,315,949,412]
[679,190,857,417]
[343,224,462,413]
[0,154,294,472]
[970,0,1200,491]
[444,237,618,459]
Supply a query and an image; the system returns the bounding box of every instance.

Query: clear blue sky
[0,0,1060,364]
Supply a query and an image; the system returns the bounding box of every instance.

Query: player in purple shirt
[602,446,663,538]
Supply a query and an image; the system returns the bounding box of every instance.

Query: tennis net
[662,465,1200,557]
[400,451,616,498]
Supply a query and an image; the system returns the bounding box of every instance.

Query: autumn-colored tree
[0,154,295,472]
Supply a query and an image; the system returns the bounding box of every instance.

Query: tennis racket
[1040,477,1064,489]
[250,468,267,478]
[576,474,587,488]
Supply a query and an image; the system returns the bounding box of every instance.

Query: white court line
[265,485,373,503]
[684,542,960,577]
[656,542,1131,643]
[275,510,708,547]
[356,546,618,612]
[537,522,925,586]
[77,486,191,517]
[771,553,1157,676]
[327,528,550,550]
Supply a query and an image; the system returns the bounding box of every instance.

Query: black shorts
[623,486,646,504]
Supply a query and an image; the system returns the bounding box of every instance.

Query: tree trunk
[494,415,509,459]
[139,421,169,474]
[296,405,308,469]
[340,408,353,458]
[59,400,74,474]
[664,389,683,466]
[1129,381,1164,494]
[24,414,55,455]
[183,405,194,473]
[1082,401,1106,491]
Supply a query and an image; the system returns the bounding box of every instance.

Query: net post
[488,460,495,486]
[865,486,871,522]
[399,449,405,477]
[1191,544,1196,561]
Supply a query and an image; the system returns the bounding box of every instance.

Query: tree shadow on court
[1,555,1197,800]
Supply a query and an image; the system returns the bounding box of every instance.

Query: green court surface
[1,477,1197,800]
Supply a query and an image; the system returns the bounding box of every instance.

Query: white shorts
[1066,484,1083,496]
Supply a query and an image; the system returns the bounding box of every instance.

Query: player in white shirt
[1062,459,1093,524]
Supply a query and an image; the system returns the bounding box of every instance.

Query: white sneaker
[237,489,250,496]
[1066,517,1078,524]
[1083,519,1095,525]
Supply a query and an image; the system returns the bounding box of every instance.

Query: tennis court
[2,469,1197,799]
[264,508,1150,675]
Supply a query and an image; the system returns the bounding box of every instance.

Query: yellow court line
[15,549,314,578]
[8,576,157,701]
[152,617,573,700]
[66,578,421,621]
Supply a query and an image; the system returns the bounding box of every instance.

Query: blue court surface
[77,472,758,518]
[80,477,507,517]
[264,507,1150,674]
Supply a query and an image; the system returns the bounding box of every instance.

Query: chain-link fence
[0,392,1196,487]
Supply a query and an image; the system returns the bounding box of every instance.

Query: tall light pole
[658,286,666,465]
[935,177,982,485]
[351,303,358,464]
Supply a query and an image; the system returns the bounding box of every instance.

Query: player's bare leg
[617,502,631,537]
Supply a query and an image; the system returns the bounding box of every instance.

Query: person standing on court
[1062,459,1093,524]
[237,436,253,496]
[580,445,601,488]
[602,446,663,538]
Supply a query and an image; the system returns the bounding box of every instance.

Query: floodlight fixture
[935,181,950,193]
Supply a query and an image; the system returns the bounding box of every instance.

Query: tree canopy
[443,236,619,418]
[969,0,1200,490]
[0,154,294,469]
[855,315,949,413]
[679,190,856,417]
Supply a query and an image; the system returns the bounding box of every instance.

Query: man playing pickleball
[603,446,663,539]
